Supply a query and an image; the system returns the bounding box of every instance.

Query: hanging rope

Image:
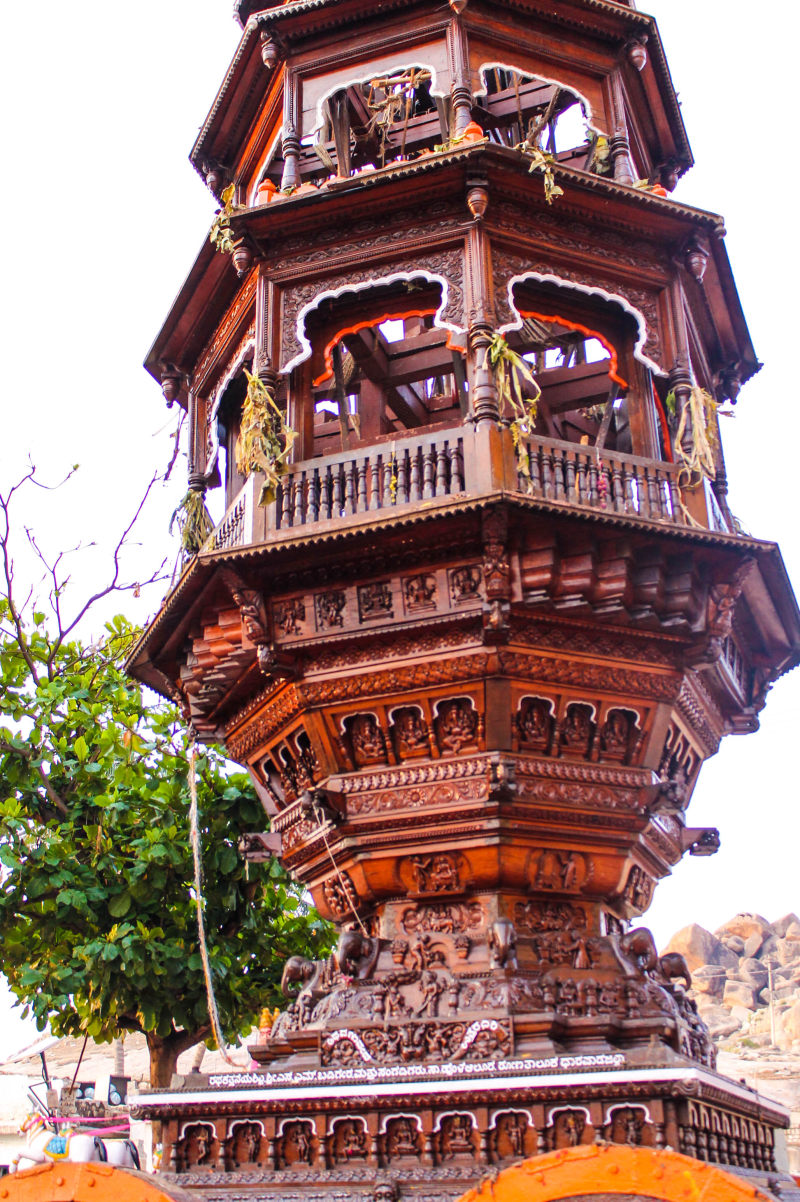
[309,794,370,938]
[188,743,238,1066]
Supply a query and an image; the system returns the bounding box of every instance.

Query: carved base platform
[136,1053,792,1202]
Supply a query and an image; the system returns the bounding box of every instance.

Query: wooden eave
[196,0,688,184]
[683,236,760,386]
[143,237,243,394]
[126,487,799,702]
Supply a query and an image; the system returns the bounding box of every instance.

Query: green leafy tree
[0,469,333,1086]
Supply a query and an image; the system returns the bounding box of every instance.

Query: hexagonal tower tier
[128,0,800,1198]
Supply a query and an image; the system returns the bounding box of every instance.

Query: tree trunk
[146,1028,209,1088]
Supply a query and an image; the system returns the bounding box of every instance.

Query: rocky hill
[664,911,800,1175]
[664,912,800,1051]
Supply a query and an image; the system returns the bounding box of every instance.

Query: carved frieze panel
[346,773,486,818]
[621,864,654,911]
[274,598,307,637]
[401,852,465,896]
[402,572,437,612]
[449,564,483,606]
[322,871,360,919]
[358,581,394,622]
[343,712,389,768]
[530,848,591,893]
[514,898,588,933]
[321,1019,510,1066]
[559,701,596,758]
[401,901,483,935]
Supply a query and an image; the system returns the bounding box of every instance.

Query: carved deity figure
[232,588,266,643]
[449,565,482,603]
[415,969,446,1017]
[441,1115,475,1159]
[226,1122,260,1167]
[315,590,346,629]
[437,700,478,753]
[393,707,429,757]
[497,1113,526,1158]
[554,1111,585,1149]
[349,713,386,764]
[386,1118,420,1160]
[518,698,553,747]
[404,573,436,609]
[410,854,460,894]
[560,704,594,755]
[601,708,634,759]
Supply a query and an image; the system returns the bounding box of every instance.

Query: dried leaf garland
[209,183,239,256]
[483,333,542,489]
[235,370,298,506]
[675,385,718,487]
[169,489,215,555]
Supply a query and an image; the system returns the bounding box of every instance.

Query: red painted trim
[312,309,467,388]
[516,308,628,388]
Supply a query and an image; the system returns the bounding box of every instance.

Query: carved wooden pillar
[465,222,499,426]
[281,69,302,192]
[609,71,635,185]
[448,17,473,139]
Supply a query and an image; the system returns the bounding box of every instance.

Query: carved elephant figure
[658,952,692,990]
[335,929,380,979]
[281,954,319,997]
[488,918,518,970]
[619,927,658,976]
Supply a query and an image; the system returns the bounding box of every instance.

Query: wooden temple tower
[127,0,800,1198]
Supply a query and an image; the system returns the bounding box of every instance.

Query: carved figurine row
[171,1102,661,1174]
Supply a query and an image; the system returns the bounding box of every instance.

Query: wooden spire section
[129,0,800,1199]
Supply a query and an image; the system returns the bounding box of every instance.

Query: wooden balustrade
[519,433,684,526]
[273,430,466,531]
[201,428,706,552]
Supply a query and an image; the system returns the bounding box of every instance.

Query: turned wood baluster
[667,474,682,523]
[320,467,331,520]
[382,454,394,508]
[587,456,598,506]
[422,444,436,499]
[280,477,292,527]
[553,450,566,501]
[356,458,368,512]
[610,461,624,511]
[452,439,464,491]
[334,465,345,517]
[367,451,380,510]
[541,448,553,499]
[575,451,588,504]
[528,441,541,496]
[409,447,421,502]
[307,468,320,523]
[344,459,356,515]
[565,450,576,502]
[293,471,305,525]
[435,441,448,496]
[396,448,408,503]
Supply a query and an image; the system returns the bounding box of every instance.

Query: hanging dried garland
[516,87,564,205]
[484,333,542,487]
[235,370,298,506]
[209,184,240,255]
[169,488,215,555]
[674,386,718,487]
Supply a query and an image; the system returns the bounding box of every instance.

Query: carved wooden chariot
[126,0,800,1199]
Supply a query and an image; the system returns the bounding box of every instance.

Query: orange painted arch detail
[3,1161,194,1202]
[457,1145,771,1202]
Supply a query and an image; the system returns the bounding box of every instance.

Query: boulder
[691,965,727,997]
[721,934,746,956]
[723,980,758,1010]
[776,1002,800,1050]
[784,922,800,941]
[772,913,800,938]
[743,932,765,959]
[664,924,737,973]
[715,914,772,944]
[738,957,768,990]
[701,1005,742,1039]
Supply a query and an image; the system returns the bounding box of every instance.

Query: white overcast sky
[0,2,797,1057]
